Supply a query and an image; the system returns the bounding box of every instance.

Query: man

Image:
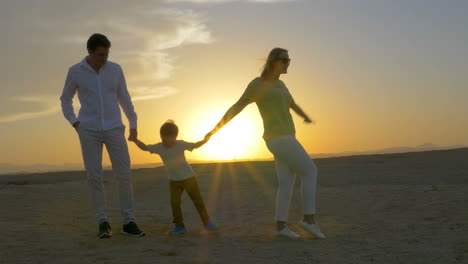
[60,33,144,238]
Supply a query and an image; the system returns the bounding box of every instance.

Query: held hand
[73,121,80,130]
[128,128,138,141]
[198,138,209,148]
[304,117,315,125]
[204,131,214,142]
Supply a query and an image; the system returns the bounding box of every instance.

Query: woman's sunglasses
[277,58,291,64]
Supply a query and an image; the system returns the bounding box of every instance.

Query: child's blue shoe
[205,221,218,231]
[169,226,186,235]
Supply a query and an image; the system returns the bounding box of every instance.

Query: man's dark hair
[87,33,111,52]
[160,120,179,137]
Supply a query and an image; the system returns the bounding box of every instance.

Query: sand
[1,148,467,264]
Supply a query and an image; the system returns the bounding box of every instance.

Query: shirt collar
[80,56,107,73]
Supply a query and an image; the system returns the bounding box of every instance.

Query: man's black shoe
[122,221,145,237]
[98,221,112,238]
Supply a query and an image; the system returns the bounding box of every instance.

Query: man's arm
[117,66,138,139]
[60,70,80,128]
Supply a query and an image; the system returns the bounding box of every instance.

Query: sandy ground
[1,148,467,264]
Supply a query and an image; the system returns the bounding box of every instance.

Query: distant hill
[310,143,467,159]
[1,143,466,175]
[0,162,163,175]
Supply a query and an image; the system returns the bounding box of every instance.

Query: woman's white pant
[266,136,318,222]
[76,125,135,224]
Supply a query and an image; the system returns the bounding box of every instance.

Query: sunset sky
[1,0,468,171]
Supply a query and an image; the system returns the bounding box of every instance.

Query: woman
[204,48,325,239]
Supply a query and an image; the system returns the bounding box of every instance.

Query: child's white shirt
[147,140,196,181]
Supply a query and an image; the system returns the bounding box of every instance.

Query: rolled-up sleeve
[60,69,79,126]
[117,67,138,129]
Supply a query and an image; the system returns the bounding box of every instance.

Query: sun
[202,116,257,160]
[186,106,264,161]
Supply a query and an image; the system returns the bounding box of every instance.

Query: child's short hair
[160,120,178,137]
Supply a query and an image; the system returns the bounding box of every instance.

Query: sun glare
[188,107,263,161]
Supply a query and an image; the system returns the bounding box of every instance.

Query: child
[131,120,217,235]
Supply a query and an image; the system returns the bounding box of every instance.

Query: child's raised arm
[132,138,150,152]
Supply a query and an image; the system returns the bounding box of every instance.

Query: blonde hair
[260,47,288,79]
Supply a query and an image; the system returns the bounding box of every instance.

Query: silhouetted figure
[60,33,144,238]
[205,48,325,239]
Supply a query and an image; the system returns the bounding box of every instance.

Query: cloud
[0,96,60,123]
[166,0,296,3]
[249,0,296,2]
[0,1,214,123]
[132,86,179,101]
[153,11,213,50]
[138,8,213,80]
[166,0,234,3]
[0,0,296,124]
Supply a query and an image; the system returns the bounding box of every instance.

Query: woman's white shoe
[276,226,301,239]
[299,221,326,239]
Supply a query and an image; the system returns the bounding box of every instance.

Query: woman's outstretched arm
[205,98,250,140]
[290,97,314,124]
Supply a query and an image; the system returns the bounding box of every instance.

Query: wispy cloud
[154,15,213,50]
[0,1,214,123]
[0,96,59,123]
[166,0,296,3]
[132,86,179,101]
[249,0,296,2]
[166,0,234,3]
[1,0,296,124]
[139,8,213,81]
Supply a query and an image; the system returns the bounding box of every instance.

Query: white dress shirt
[60,57,137,131]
